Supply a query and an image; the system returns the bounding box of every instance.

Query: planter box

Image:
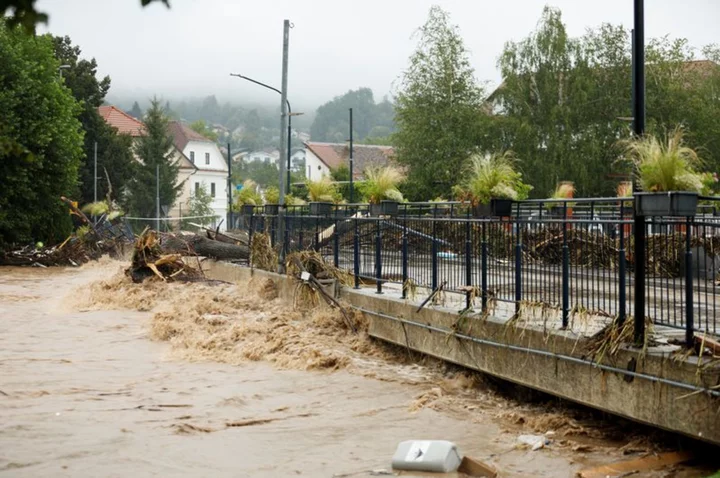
[264,204,279,215]
[634,192,698,217]
[369,201,399,217]
[241,204,255,216]
[490,198,513,217]
[309,202,333,216]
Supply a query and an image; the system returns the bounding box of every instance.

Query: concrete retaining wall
[203,260,720,445]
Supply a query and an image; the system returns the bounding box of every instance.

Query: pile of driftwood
[126,225,251,282]
[0,197,129,267]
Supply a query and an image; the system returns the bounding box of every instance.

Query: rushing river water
[0,263,712,477]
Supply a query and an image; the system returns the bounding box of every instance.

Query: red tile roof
[168,121,213,151]
[304,142,395,179]
[98,105,145,137]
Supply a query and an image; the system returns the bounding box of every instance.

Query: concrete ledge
[202,260,720,445]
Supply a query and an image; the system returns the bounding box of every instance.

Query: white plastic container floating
[391,440,462,473]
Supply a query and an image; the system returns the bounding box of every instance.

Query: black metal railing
[237,198,720,344]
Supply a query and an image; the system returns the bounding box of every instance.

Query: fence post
[562,202,572,329]
[481,220,488,312]
[283,214,289,257]
[375,219,383,294]
[353,215,360,289]
[618,201,627,324]
[514,203,522,313]
[432,206,438,291]
[270,214,276,247]
[465,212,472,310]
[685,216,694,347]
[562,202,570,328]
[298,211,304,249]
[333,217,339,268]
[313,215,319,251]
[402,214,408,299]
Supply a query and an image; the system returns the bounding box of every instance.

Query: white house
[98,106,197,227]
[244,148,281,166]
[169,121,229,231]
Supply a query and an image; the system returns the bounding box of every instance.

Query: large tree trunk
[161,234,249,261]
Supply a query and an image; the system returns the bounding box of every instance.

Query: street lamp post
[229,73,301,195]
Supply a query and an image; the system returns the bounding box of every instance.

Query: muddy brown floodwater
[0,261,712,477]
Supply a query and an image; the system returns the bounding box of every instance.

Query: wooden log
[161,234,249,260]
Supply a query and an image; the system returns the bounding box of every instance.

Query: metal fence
[237,198,720,344]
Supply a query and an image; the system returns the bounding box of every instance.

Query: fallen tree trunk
[161,233,249,261]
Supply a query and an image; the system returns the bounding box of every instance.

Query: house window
[195,182,200,194]
[205,152,210,165]
[307,165,311,179]
[210,183,216,197]
[190,151,195,163]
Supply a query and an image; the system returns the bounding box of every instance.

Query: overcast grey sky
[38,0,719,108]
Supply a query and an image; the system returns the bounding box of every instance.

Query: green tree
[183,183,214,228]
[189,119,219,141]
[491,7,720,197]
[0,22,84,248]
[126,99,181,220]
[52,35,135,205]
[128,101,143,119]
[393,6,486,200]
[310,88,396,142]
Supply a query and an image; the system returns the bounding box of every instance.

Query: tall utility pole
[277,19,290,272]
[349,108,354,203]
[227,142,233,228]
[632,0,646,344]
[156,164,161,232]
[93,141,98,204]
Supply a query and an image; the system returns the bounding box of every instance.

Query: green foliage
[492,7,720,198]
[623,128,704,192]
[310,88,395,142]
[331,164,361,202]
[305,176,340,203]
[52,35,134,206]
[359,166,405,204]
[455,151,532,205]
[393,6,486,200]
[234,179,262,208]
[0,22,84,248]
[550,182,575,199]
[126,99,181,218]
[284,194,306,206]
[264,186,280,205]
[189,119,218,142]
[185,183,215,227]
[81,200,124,221]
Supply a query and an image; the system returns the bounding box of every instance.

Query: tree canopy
[189,119,219,142]
[52,35,135,206]
[0,21,84,247]
[490,6,720,197]
[393,6,486,200]
[126,99,181,219]
[310,88,395,143]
